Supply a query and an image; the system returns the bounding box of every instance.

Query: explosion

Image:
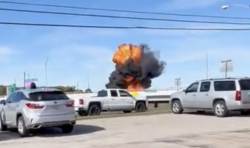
[106,44,166,91]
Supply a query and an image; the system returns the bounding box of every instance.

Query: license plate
[52,106,59,110]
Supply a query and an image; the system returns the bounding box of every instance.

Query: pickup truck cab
[73,89,148,116]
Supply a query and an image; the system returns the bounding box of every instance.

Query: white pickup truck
[72,89,148,116]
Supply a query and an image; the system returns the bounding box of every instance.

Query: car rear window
[97,90,107,97]
[214,81,236,91]
[239,79,250,90]
[29,91,69,101]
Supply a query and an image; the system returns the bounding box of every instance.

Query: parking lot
[1,113,250,148]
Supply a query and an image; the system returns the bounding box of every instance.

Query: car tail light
[79,99,84,105]
[235,91,241,101]
[26,103,44,109]
[66,101,74,107]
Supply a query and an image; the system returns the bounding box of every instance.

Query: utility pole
[23,71,26,88]
[87,75,90,89]
[206,53,209,79]
[45,57,49,87]
[175,78,181,91]
[221,59,232,78]
[76,82,79,90]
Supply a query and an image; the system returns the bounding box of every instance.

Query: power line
[0,1,250,20]
[0,21,250,31]
[1,8,250,26]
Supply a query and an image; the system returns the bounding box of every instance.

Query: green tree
[54,86,76,92]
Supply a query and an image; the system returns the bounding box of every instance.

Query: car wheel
[0,112,7,131]
[240,110,250,115]
[87,104,101,116]
[61,124,74,134]
[213,101,229,117]
[17,116,30,137]
[135,102,146,112]
[171,100,183,114]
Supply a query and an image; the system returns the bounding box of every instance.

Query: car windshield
[29,91,69,101]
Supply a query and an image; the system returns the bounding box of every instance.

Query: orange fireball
[112,44,143,91]
[113,44,142,66]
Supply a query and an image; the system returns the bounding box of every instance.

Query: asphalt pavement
[1,113,250,148]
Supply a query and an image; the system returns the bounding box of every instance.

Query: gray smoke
[106,44,166,89]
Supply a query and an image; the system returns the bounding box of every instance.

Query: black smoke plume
[105,44,166,89]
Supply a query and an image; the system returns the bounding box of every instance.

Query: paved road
[1,113,250,148]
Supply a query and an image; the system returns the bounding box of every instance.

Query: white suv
[170,78,250,117]
[0,88,76,137]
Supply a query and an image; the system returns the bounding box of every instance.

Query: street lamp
[221,59,232,78]
[175,78,181,91]
[221,4,250,10]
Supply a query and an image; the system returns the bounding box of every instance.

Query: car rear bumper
[26,113,76,129]
[75,106,86,112]
[227,101,250,110]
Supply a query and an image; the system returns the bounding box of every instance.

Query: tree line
[0,85,88,96]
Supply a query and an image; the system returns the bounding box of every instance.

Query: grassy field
[77,102,172,120]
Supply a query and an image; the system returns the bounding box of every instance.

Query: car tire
[240,110,250,116]
[61,124,74,134]
[123,110,132,113]
[0,112,7,131]
[87,104,101,116]
[213,101,229,117]
[171,100,184,114]
[135,102,146,112]
[17,116,30,137]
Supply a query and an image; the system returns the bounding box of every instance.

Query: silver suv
[0,88,76,137]
[170,77,250,117]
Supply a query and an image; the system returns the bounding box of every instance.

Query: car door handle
[205,94,209,96]
[193,94,196,96]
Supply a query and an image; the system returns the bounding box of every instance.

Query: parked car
[0,88,76,137]
[73,89,148,116]
[170,77,250,117]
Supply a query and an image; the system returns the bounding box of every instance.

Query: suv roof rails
[200,77,250,82]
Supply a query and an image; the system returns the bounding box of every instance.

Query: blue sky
[0,0,250,91]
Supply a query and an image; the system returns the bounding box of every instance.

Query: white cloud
[0,46,16,64]
[0,46,13,56]
[35,28,126,45]
[48,44,114,69]
[135,23,250,38]
[167,47,250,64]
[158,0,226,11]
